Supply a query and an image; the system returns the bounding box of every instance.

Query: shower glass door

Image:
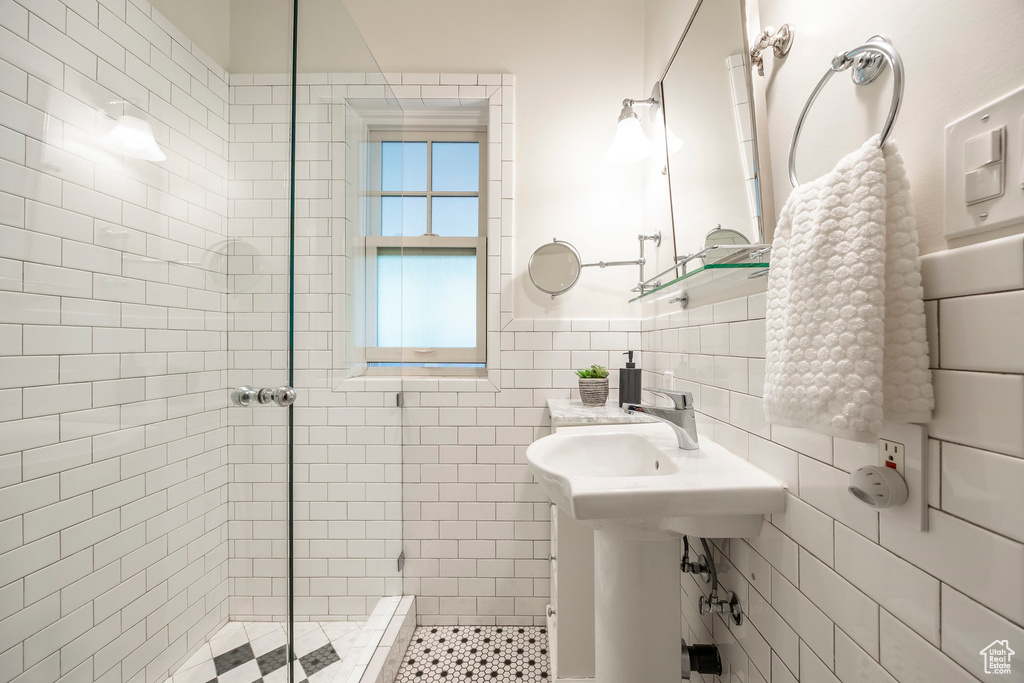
[228,0,406,680]
[288,2,407,681]
[228,0,406,678]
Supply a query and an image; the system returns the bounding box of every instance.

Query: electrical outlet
[878,423,928,531]
[879,439,905,475]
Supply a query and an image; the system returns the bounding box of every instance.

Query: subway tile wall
[401,318,642,625]
[224,70,567,627]
[0,0,233,681]
[225,69,645,627]
[643,233,1024,682]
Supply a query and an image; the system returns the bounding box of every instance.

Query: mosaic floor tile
[257,646,289,677]
[395,626,549,682]
[214,644,256,675]
[299,643,341,676]
[169,621,364,683]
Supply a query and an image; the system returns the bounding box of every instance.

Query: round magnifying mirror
[529,240,582,298]
[701,225,751,265]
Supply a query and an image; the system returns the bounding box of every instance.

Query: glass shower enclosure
[0,0,407,681]
[226,1,408,681]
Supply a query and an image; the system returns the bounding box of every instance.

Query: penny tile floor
[394,626,549,682]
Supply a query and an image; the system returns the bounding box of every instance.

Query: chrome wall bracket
[635,232,662,291]
[750,24,794,76]
[640,232,662,248]
[231,386,257,407]
[579,232,663,292]
[668,293,689,310]
[850,35,891,85]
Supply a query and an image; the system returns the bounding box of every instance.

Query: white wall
[342,0,649,320]
[759,0,1024,254]
[645,1,1024,257]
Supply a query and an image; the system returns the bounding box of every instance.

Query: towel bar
[788,35,904,187]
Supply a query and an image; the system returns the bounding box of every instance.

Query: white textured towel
[764,136,934,442]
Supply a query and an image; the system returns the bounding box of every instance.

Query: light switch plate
[878,422,928,532]
[945,84,1024,239]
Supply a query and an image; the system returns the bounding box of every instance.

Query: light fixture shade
[606,110,654,164]
[103,115,167,161]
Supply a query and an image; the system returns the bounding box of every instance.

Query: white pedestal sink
[527,422,786,683]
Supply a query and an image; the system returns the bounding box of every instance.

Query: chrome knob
[273,386,297,407]
[231,386,257,407]
[258,386,297,407]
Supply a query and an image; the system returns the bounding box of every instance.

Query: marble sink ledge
[547,398,657,428]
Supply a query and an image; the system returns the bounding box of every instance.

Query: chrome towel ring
[788,35,904,187]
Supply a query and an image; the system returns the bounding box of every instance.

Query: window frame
[364,130,488,369]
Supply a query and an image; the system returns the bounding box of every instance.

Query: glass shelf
[629,260,770,307]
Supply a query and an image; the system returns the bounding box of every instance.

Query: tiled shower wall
[641,233,1024,683]
[225,70,639,627]
[225,71,412,623]
[224,71,580,626]
[0,0,232,681]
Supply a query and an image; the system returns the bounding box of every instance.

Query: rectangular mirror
[660,0,776,261]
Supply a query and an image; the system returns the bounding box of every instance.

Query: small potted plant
[576,364,610,407]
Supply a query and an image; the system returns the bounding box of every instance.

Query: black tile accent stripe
[299,642,342,676]
[257,645,289,676]
[395,626,549,682]
[214,643,256,675]
[207,637,335,681]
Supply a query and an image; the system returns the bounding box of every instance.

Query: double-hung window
[365,131,487,369]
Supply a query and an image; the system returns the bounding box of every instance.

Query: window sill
[332,369,497,393]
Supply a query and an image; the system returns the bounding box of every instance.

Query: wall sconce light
[101,100,166,162]
[103,115,167,161]
[606,84,683,164]
[606,97,657,164]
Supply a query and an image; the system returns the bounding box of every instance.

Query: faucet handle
[643,388,693,410]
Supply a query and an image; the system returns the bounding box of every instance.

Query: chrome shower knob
[231,386,257,407]
[273,386,297,407]
[257,386,297,407]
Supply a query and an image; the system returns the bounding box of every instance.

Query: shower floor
[166,621,368,683]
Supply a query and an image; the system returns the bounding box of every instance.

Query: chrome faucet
[624,388,699,450]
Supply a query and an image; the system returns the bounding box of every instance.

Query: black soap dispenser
[619,351,641,407]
